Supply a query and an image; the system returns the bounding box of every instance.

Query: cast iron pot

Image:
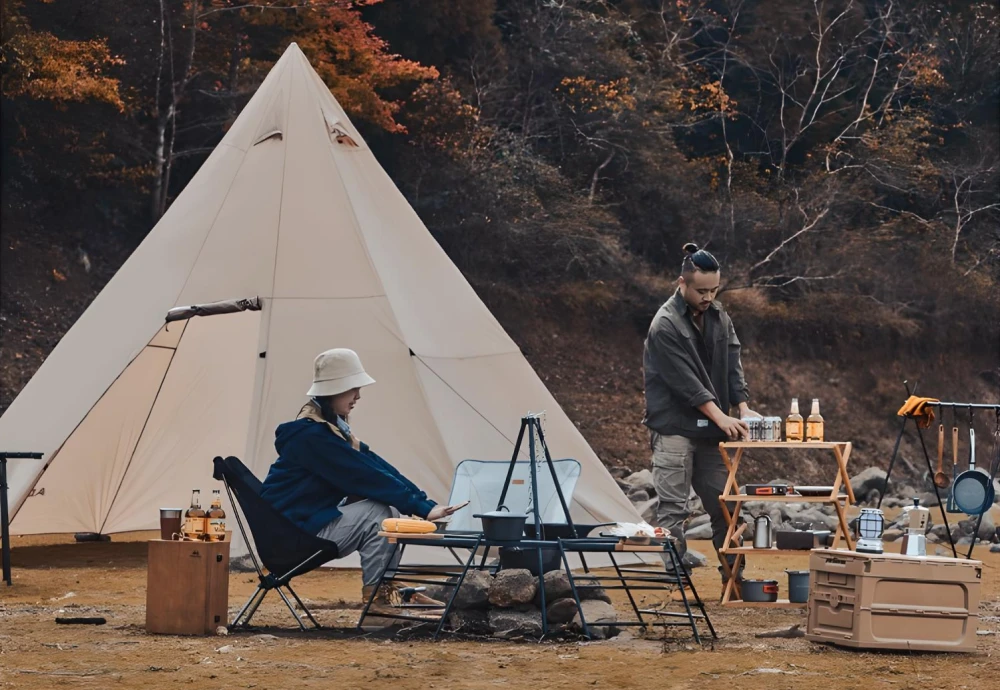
[473,506,527,541]
[498,545,562,575]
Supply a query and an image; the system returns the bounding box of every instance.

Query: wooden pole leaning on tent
[0,451,43,585]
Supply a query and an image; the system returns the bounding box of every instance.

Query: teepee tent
[0,44,639,561]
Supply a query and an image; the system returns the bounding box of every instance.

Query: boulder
[882,529,903,543]
[850,468,887,504]
[624,469,655,496]
[545,597,580,624]
[451,569,493,609]
[535,570,573,605]
[489,569,538,608]
[687,513,711,528]
[991,543,1000,554]
[569,576,612,603]
[918,492,942,508]
[636,498,658,524]
[684,522,713,541]
[627,489,650,504]
[447,608,491,635]
[572,600,619,640]
[489,607,543,636]
[682,548,708,568]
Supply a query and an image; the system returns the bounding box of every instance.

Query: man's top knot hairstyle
[681,242,720,276]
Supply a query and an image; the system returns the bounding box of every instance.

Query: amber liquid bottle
[786,398,804,442]
[806,399,825,442]
[183,490,206,540]
[206,489,227,542]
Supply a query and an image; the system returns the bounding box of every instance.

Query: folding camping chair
[444,458,582,533]
[212,455,339,630]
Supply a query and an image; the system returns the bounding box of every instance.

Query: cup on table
[159,508,183,540]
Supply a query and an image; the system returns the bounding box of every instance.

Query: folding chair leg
[285,583,321,629]
[275,585,307,631]
[232,586,268,629]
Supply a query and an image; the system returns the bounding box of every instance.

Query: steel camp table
[362,532,716,642]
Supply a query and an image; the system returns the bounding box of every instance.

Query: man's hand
[717,415,749,440]
[426,501,470,522]
[739,403,762,419]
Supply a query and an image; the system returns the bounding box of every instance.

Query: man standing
[642,243,758,586]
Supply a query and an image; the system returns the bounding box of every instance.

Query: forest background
[2,0,997,481]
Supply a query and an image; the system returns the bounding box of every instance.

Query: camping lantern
[855,508,885,554]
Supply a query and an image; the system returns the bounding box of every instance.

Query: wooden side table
[146,537,230,634]
[717,441,856,608]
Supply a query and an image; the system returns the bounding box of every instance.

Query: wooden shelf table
[717,441,856,607]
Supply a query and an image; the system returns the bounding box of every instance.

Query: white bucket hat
[306,348,376,397]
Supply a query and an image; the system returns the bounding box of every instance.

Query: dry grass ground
[1,530,998,690]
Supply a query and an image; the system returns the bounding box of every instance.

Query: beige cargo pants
[651,431,740,577]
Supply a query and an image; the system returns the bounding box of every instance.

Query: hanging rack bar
[924,402,1000,410]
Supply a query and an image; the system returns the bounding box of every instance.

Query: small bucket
[785,569,810,603]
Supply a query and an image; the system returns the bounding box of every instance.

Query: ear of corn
[381,517,437,534]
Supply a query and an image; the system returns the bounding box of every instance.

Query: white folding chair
[444,458,582,533]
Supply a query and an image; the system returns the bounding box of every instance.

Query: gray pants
[316,500,400,586]
[650,432,740,577]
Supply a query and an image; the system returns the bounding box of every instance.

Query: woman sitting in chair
[260,348,465,617]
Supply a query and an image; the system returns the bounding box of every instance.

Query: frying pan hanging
[953,426,993,515]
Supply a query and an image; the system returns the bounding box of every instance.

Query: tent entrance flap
[166,297,262,323]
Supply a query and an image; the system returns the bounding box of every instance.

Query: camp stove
[855,507,885,555]
[899,498,929,557]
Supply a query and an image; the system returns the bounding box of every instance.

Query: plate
[792,485,841,496]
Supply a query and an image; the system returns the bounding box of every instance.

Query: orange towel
[896,395,940,429]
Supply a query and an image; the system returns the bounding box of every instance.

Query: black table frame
[359,533,716,642]
[0,452,44,586]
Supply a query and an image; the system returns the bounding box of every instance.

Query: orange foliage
[1,3,124,111]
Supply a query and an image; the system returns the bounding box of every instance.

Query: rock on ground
[535,570,572,605]
[637,498,658,524]
[572,600,618,640]
[489,569,538,608]
[684,523,713,540]
[448,608,491,635]
[623,469,655,496]
[451,570,493,609]
[682,548,708,568]
[627,489,650,504]
[489,607,543,636]
[850,467,887,504]
[545,597,580,624]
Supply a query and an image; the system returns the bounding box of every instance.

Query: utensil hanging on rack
[934,424,950,489]
[953,412,993,515]
[946,421,961,513]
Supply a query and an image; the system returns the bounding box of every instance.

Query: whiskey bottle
[206,489,226,542]
[806,399,824,442]
[183,490,206,540]
[785,398,804,442]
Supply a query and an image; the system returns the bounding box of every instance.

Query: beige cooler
[806,549,981,652]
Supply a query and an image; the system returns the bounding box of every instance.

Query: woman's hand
[426,501,470,522]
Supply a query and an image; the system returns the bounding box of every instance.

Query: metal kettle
[753,515,773,549]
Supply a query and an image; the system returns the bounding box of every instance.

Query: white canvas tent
[0,43,639,562]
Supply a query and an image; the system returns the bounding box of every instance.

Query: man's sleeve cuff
[686,391,715,408]
[731,391,750,405]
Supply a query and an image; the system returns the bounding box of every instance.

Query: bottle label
[183,516,205,538]
[786,420,803,439]
[206,519,226,541]
[807,421,824,441]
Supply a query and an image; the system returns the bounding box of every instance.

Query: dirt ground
[2,531,998,690]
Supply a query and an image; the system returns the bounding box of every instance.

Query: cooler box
[806,549,981,652]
